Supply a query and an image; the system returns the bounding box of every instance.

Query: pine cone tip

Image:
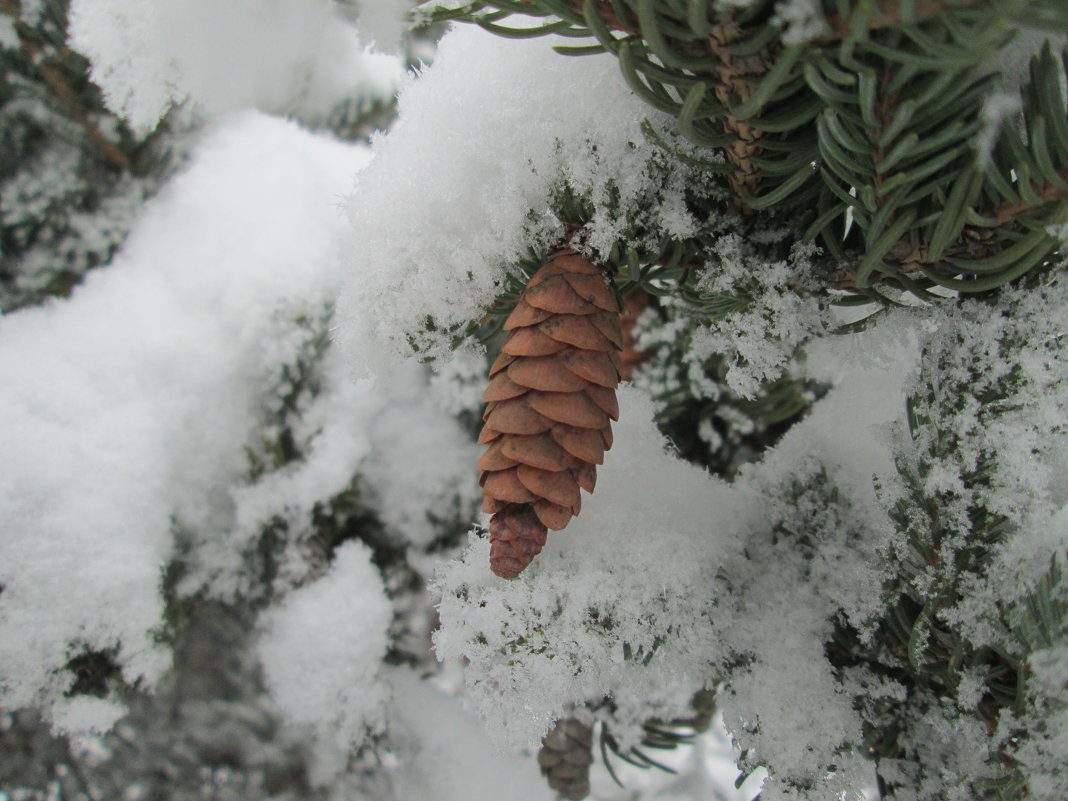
[489,505,548,579]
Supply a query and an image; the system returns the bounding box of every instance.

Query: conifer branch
[567,0,984,45]
[823,0,984,40]
[1,0,132,171]
[989,168,1068,225]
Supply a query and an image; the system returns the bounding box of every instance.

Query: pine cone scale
[481,468,539,503]
[539,315,614,350]
[590,312,625,347]
[504,299,553,329]
[585,385,620,420]
[499,433,572,471]
[534,499,573,530]
[477,425,502,445]
[562,273,618,310]
[501,326,569,356]
[528,391,609,429]
[574,462,596,493]
[559,349,620,387]
[483,371,528,401]
[524,276,600,314]
[477,441,520,471]
[516,464,581,509]
[507,356,589,392]
[489,351,517,377]
[483,400,552,434]
[480,249,623,578]
[551,425,606,464]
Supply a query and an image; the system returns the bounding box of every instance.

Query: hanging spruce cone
[618,287,651,381]
[479,249,623,578]
[538,718,593,801]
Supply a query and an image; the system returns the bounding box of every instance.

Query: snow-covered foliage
[0,110,476,750]
[689,235,828,398]
[435,325,911,799]
[68,0,403,134]
[876,277,1068,801]
[5,4,1068,801]
[335,26,702,371]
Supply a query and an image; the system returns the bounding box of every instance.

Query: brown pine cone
[479,250,623,579]
[619,287,651,381]
[538,718,593,800]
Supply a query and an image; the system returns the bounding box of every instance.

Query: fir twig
[2,0,132,170]
[823,0,984,41]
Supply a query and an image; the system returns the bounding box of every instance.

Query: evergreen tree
[0,0,172,310]
[2,2,1068,801]
[421,2,1068,799]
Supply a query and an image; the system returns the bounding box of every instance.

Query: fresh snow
[4,6,1067,801]
[335,25,700,373]
[0,109,477,737]
[257,541,393,784]
[68,0,403,134]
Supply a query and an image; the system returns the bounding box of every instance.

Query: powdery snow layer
[384,669,549,801]
[0,112,370,730]
[335,24,699,373]
[68,0,403,134]
[257,541,393,785]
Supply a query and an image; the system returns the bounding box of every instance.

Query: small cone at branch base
[480,249,624,578]
[538,719,593,801]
